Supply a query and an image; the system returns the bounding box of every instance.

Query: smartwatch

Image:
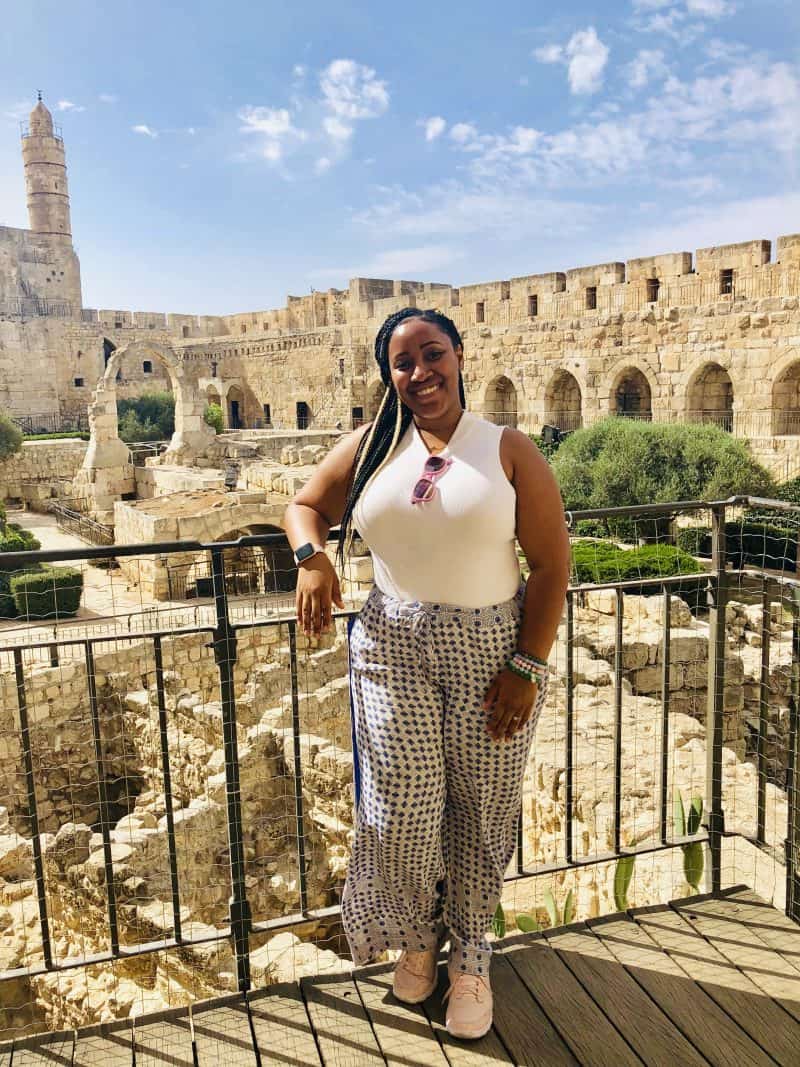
[293,542,326,566]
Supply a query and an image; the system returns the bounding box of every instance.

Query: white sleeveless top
[353,411,520,608]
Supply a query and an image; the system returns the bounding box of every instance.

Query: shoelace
[445,974,488,1002]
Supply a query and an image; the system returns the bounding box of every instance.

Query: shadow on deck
[3,888,799,1066]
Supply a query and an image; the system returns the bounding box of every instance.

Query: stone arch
[215,523,296,594]
[610,365,653,420]
[77,341,215,522]
[544,370,583,432]
[484,375,518,428]
[205,383,222,405]
[686,362,734,431]
[772,355,800,434]
[366,378,386,420]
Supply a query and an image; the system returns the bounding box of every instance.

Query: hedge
[22,431,90,441]
[676,521,797,572]
[0,524,42,617]
[572,541,704,583]
[10,566,83,620]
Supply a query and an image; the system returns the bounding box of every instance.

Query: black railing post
[785,585,800,921]
[705,503,728,894]
[288,621,310,913]
[210,547,251,991]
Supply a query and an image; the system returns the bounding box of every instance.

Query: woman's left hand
[483,669,538,742]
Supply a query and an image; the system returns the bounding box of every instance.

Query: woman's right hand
[296,553,345,636]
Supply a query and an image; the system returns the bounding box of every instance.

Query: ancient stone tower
[22,94,72,243]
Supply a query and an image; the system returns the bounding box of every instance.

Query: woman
[284,307,570,1040]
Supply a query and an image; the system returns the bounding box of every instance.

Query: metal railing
[46,500,114,545]
[0,502,797,1037]
[11,412,88,436]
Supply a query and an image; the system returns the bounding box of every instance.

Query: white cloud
[627,49,668,88]
[423,116,446,141]
[310,243,461,282]
[450,122,479,144]
[99,93,118,104]
[565,28,610,95]
[238,106,305,162]
[3,100,30,125]
[293,64,307,78]
[323,115,353,141]
[132,124,157,138]
[319,59,389,120]
[534,27,609,95]
[56,100,85,112]
[534,44,564,64]
[315,156,332,173]
[686,0,733,16]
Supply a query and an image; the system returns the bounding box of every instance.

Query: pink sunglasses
[411,455,453,504]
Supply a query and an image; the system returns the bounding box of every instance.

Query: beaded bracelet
[514,650,548,670]
[507,652,546,685]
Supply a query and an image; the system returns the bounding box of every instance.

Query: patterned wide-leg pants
[341,585,548,977]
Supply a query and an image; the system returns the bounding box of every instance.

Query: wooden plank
[590,913,773,1067]
[501,936,643,1067]
[490,952,578,1066]
[354,967,449,1067]
[672,896,800,1023]
[134,1006,194,1066]
[73,1020,134,1066]
[703,890,800,976]
[422,964,512,1067]
[545,921,707,1067]
[8,1031,74,1065]
[634,903,800,1067]
[301,974,385,1066]
[192,995,257,1066]
[248,983,323,1066]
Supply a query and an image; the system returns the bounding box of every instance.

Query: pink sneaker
[444,972,493,1040]
[392,948,438,1004]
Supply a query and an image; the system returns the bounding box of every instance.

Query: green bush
[552,418,775,511]
[676,521,797,572]
[572,541,705,584]
[10,566,83,620]
[22,431,90,441]
[0,524,42,617]
[118,392,174,442]
[204,402,224,434]
[0,411,23,462]
[774,475,800,505]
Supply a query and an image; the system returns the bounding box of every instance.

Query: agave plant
[613,854,636,912]
[674,788,704,893]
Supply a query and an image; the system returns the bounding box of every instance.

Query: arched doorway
[772,360,800,435]
[686,363,734,431]
[612,367,652,420]
[227,385,245,429]
[544,370,583,432]
[484,376,518,428]
[168,525,296,600]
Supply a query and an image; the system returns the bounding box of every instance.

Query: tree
[552,418,775,511]
[204,402,224,433]
[117,392,175,440]
[0,411,23,462]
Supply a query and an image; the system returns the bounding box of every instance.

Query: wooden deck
[3,888,800,1066]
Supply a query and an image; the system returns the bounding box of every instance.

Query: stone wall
[0,438,87,507]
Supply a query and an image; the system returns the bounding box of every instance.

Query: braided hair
[337,307,466,564]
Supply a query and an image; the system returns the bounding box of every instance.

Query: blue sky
[1,0,799,315]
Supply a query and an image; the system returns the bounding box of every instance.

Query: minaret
[21,93,72,243]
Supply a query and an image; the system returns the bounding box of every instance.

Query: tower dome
[28,95,54,138]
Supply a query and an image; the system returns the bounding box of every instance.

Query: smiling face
[387,317,463,423]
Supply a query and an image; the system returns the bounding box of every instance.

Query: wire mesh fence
[0,503,796,1043]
